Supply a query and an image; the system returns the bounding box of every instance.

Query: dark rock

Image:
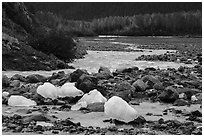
[32,93,45,105]
[58,104,71,111]
[173,99,190,106]
[158,86,179,103]
[115,67,139,74]
[15,126,23,132]
[129,115,146,125]
[178,66,185,73]
[141,75,160,89]
[153,82,164,90]
[114,81,134,102]
[158,118,164,124]
[76,74,97,93]
[26,74,47,83]
[70,69,89,82]
[87,102,105,112]
[132,79,147,92]
[49,71,65,81]
[95,66,113,79]
[52,130,59,134]
[145,67,156,71]
[146,113,153,116]
[60,118,80,126]
[10,80,20,87]
[11,74,26,82]
[191,110,202,117]
[56,60,68,69]
[33,125,44,131]
[2,75,10,87]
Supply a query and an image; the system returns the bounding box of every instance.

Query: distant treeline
[35,10,202,36]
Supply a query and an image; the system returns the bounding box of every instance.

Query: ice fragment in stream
[58,82,84,98]
[104,96,138,123]
[8,95,37,107]
[71,89,107,110]
[37,82,58,99]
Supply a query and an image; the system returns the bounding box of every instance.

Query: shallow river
[3,36,195,77]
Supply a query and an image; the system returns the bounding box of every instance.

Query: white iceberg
[37,82,58,99]
[77,89,107,104]
[58,82,84,97]
[104,96,138,123]
[71,89,107,110]
[2,92,9,97]
[8,95,37,107]
[71,101,87,111]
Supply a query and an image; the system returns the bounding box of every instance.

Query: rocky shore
[2,65,202,135]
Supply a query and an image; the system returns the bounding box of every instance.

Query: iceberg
[8,95,37,107]
[104,96,137,123]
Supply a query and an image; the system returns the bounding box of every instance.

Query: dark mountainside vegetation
[2,2,87,71]
[25,2,202,36]
[25,2,201,21]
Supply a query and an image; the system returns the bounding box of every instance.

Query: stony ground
[2,36,202,135]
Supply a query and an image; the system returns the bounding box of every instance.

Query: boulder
[2,75,10,87]
[141,75,160,89]
[26,74,47,83]
[49,71,65,81]
[173,99,190,106]
[115,67,139,74]
[104,96,138,123]
[69,69,89,82]
[95,66,113,79]
[58,82,84,98]
[76,74,97,93]
[158,86,179,103]
[10,80,20,87]
[132,79,147,92]
[8,95,37,107]
[11,74,26,82]
[153,82,164,90]
[114,81,134,102]
[37,82,58,99]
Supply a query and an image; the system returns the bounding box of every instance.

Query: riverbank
[2,64,202,135]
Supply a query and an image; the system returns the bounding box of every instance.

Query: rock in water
[132,79,147,92]
[158,86,179,103]
[58,82,84,97]
[37,82,58,99]
[8,95,37,106]
[104,96,138,123]
[77,89,107,105]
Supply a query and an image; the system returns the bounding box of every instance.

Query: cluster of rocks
[136,42,202,65]
[136,51,202,65]
[2,65,202,134]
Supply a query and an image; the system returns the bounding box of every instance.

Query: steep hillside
[2,2,87,71]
